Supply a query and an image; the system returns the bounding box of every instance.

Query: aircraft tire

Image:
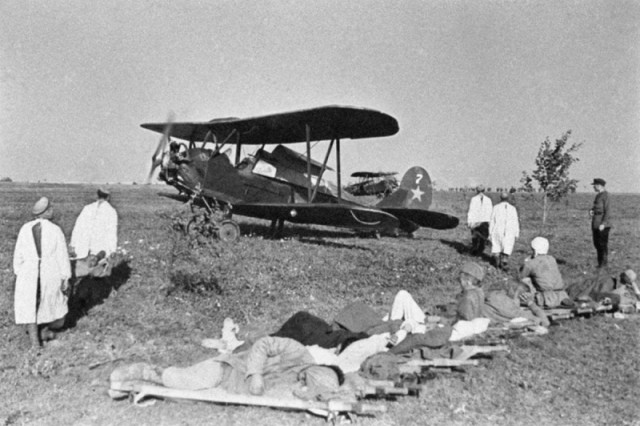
[218,219,240,242]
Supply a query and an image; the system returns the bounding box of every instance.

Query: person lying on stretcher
[109,336,348,402]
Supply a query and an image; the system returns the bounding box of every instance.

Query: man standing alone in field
[13,197,71,348]
[467,185,493,256]
[70,188,118,261]
[489,192,519,271]
[590,178,611,268]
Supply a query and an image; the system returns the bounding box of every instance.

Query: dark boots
[598,253,608,268]
[26,323,41,348]
[492,254,509,271]
[40,326,56,342]
[500,254,510,272]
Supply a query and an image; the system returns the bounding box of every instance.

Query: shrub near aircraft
[142,105,459,241]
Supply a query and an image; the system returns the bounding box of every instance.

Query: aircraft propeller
[146,112,175,184]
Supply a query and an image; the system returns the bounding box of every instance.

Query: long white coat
[489,201,520,255]
[70,200,118,258]
[13,219,71,324]
[467,193,493,226]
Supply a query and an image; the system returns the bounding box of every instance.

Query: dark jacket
[591,191,611,229]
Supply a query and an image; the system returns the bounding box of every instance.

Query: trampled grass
[0,183,638,425]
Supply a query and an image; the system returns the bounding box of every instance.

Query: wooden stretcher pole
[399,359,479,374]
[112,383,386,418]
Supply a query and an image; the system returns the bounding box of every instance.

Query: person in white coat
[70,188,118,261]
[13,197,71,348]
[489,192,520,271]
[467,185,493,255]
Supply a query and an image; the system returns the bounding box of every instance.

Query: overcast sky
[1,0,638,192]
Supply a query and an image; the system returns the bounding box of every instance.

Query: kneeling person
[520,237,572,309]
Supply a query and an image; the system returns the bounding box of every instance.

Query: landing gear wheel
[218,219,240,242]
[186,216,216,238]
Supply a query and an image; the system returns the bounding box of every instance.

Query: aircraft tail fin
[376,166,432,210]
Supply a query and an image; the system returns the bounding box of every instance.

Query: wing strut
[306,124,312,201]
[311,138,335,202]
[235,131,241,165]
[336,138,342,200]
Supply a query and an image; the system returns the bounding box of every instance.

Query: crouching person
[520,237,572,309]
[109,336,344,400]
[569,269,640,312]
[13,197,71,348]
[456,262,550,327]
[611,270,640,312]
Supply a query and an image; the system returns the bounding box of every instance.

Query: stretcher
[545,301,613,322]
[110,381,386,423]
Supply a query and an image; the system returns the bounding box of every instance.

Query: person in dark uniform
[589,178,612,268]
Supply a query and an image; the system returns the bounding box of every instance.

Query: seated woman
[520,237,572,309]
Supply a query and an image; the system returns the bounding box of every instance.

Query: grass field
[1,183,639,426]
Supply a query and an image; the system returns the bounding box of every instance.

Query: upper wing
[232,203,400,231]
[351,171,398,178]
[141,105,399,144]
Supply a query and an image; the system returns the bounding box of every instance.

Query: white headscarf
[531,237,549,255]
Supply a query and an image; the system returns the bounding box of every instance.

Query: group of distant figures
[450,186,519,193]
[12,188,118,348]
[466,177,612,270]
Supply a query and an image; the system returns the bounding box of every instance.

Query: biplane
[141,105,459,241]
[344,171,399,197]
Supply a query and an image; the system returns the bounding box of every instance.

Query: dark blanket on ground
[566,271,620,305]
[333,301,403,335]
[271,311,368,349]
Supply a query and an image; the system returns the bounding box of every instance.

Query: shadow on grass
[438,239,496,263]
[296,237,373,251]
[241,222,359,240]
[65,260,132,328]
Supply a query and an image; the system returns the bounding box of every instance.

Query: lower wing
[233,203,400,230]
[380,208,459,230]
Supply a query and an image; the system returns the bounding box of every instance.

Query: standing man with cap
[467,185,493,256]
[489,192,520,271]
[590,178,611,268]
[13,197,71,348]
[70,187,118,261]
